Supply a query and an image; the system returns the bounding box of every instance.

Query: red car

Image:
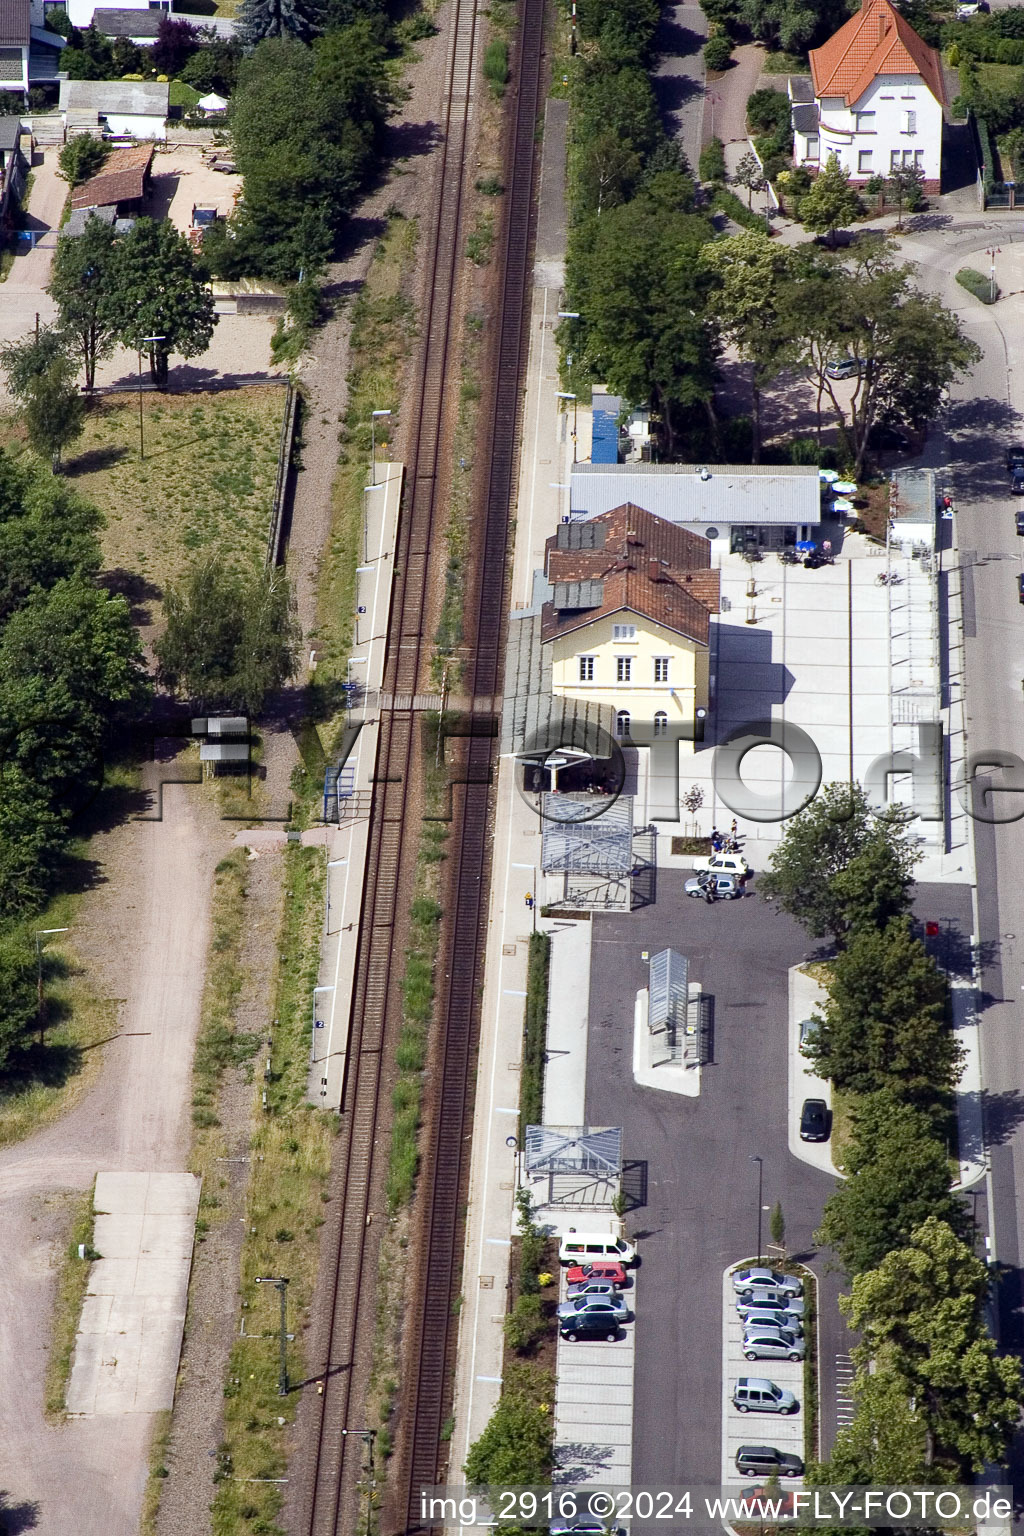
[565,1261,627,1287]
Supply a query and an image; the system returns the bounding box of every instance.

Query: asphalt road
[584,869,974,1529]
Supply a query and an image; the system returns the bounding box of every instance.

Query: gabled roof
[59,78,169,114]
[92,6,162,35]
[0,0,29,46]
[70,142,153,209]
[540,502,720,648]
[0,114,22,151]
[809,0,945,108]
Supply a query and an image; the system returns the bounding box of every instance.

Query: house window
[807,135,819,159]
[902,110,916,134]
[653,711,669,737]
[616,656,632,683]
[653,657,670,683]
[612,623,636,640]
[914,149,924,168]
[858,150,873,173]
[854,110,875,131]
[578,655,595,682]
[890,150,902,171]
[615,710,631,738]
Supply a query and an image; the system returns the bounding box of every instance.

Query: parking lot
[554,1267,637,1487]
[720,1265,808,1487]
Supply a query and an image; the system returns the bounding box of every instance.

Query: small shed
[70,142,153,213]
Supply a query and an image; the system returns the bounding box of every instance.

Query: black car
[1012,473,1024,496]
[1004,446,1024,475]
[735,1445,805,1479]
[800,1098,830,1142]
[1016,510,1024,536]
[1018,574,1024,605]
[560,1312,620,1342]
[868,421,912,452]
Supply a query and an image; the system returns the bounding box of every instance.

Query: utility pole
[342,1427,377,1536]
[255,1276,290,1395]
[34,927,69,1047]
[750,1155,763,1263]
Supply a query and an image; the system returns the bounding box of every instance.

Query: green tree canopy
[0,929,40,1070]
[155,561,299,714]
[0,452,102,625]
[236,0,322,46]
[845,1219,1022,1474]
[464,1364,553,1487]
[822,1369,930,1485]
[49,216,119,391]
[99,217,217,387]
[23,359,86,472]
[810,918,960,1105]
[816,1093,970,1274]
[0,325,72,401]
[57,134,110,187]
[797,154,862,245]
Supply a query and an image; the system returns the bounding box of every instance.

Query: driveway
[653,3,708,176]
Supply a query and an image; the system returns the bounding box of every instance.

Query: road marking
[835,1352,856,1428]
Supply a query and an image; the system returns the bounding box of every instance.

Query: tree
[703,32,733,69]
[152,15,201,73]
[816,1094,970,1274]
[886,161,925,229]
[733,149,765,208]
[0,326,72,401]
[0,453,102,625]
[49,215,118,391]
[59,23,115,78]
[180,36,242,95]
[758,782,914,945]
[809,919,960,1106]
[769,1200,785,1252]
[236,0,321,46]
[698,136,727,184]
[23,360,85,472]
[797,154,861,246]
[828,824,915,937]
[464,1364,553,1487]
[575,131,643,216]
[701,231,795,460]
[100,217,216,387]
[0,931,39,1071]
[824,1369,930,1484]
[845,1218,1023,1473]
[57,134,110,188]
[155,561,298,714]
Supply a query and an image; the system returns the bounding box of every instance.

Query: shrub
[711,184,769,230]
[503,1293,546,1354]
[698,135,727,182]
[57,135,110,187]
[956,266,999,302]
[483,37,509,94]
[746,86,792,135]
[703,33,733,70]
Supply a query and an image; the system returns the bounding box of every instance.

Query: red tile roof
[71,143,153,210]
[540,503,720,648]
[809,0,945,108]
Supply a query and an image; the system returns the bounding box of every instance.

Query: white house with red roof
[789,0,946,192]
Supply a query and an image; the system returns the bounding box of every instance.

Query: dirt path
[0,781,227,1536]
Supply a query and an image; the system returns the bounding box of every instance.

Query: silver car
[733,1267,803,1299]
[556,1294,629,1324]
[737,1288,805,1320]
[743,1327,805,1362]
[566,1279,622,1300]
[684,873,743,900]
[743,1309,804,1339]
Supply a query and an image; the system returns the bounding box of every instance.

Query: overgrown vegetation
[210,845,332,1536]
[519,932,550,1141]
[44,1183,96,1420]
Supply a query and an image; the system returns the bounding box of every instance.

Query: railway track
[298,0,544,1526]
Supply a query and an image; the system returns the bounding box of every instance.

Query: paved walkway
[705,43,764,147]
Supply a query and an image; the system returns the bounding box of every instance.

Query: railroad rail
[297,0,544,1524]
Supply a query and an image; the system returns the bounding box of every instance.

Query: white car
[688,851,749,878]
[732,1266,803,1299]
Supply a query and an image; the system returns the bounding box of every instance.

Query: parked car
[735,1445,805,1479]
[1018,573,1024,605]
[739,1488,799,1517]
[560,1312,621,1342]
[743,1327,805,1362]
[684,873,743,901]
[550,1522,625,1536]
[733,1377,799,1415]
[825,357,861,380]
[1012,473,1024,496]
[566,1278,622,1299]
[688,850,749,878]
[800,1097,831,1142]
[559,1232,636,1265]
[1005,445,1024,475]
[1015,509,1024,536]
[742,1310,805,1341]
[736,1287,805,1317]
[733,1267,803,1298]
[868,420,912,452]
[565,1261,628,1287]
[556,1294,630,1324]
[798,1018,819,1055]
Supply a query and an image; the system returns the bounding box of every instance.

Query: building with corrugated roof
[789,0,945,192]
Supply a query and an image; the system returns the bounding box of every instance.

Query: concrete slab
[787,968,839,1178]
[67,1171,200,1416]
[544,920,593,1124]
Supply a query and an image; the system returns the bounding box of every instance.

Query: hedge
[956,266,999,302]
[519,931,550,1140]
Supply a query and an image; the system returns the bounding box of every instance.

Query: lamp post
[370,408,391,486]
[750,1156,763,1263]
[556,391,578,463]
[254,1276,290,1395]
[136,334,165,461]
[342,1428,377,1536]
[34,926,69,1047]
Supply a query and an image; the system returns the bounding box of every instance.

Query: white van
[558,1231,637,1265]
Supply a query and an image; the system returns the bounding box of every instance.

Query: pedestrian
[730,818,738,840]
[711,826,721,851]
[704,883,716,904]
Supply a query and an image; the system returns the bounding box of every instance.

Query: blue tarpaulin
[591,408,620,464]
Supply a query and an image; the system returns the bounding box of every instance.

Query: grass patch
[800,1264,819,1463]
[211,844,333,1536]
[140,1410,173,1536]
[465,212,495,265]
[313,214,418,708]
[483,36,510,95]
[762,50,808,72]
[520,933,550,1142]
[431,317,483,684]
[975,60,1024,93]
[46,387,286,597]
[190,850,259,1176]
[169,79,201,109]
[44,1182,96,1421]
[829,1087,856,1172]
[956,266,999,303]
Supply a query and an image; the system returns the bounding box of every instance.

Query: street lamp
[254,1276,290,1395]
[136,334,165,461]
[342,1428,377,1536]
[34,926,69,1047]
[556,391,578,463]
[750,1156,763,1263]
[370,408,391,487]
